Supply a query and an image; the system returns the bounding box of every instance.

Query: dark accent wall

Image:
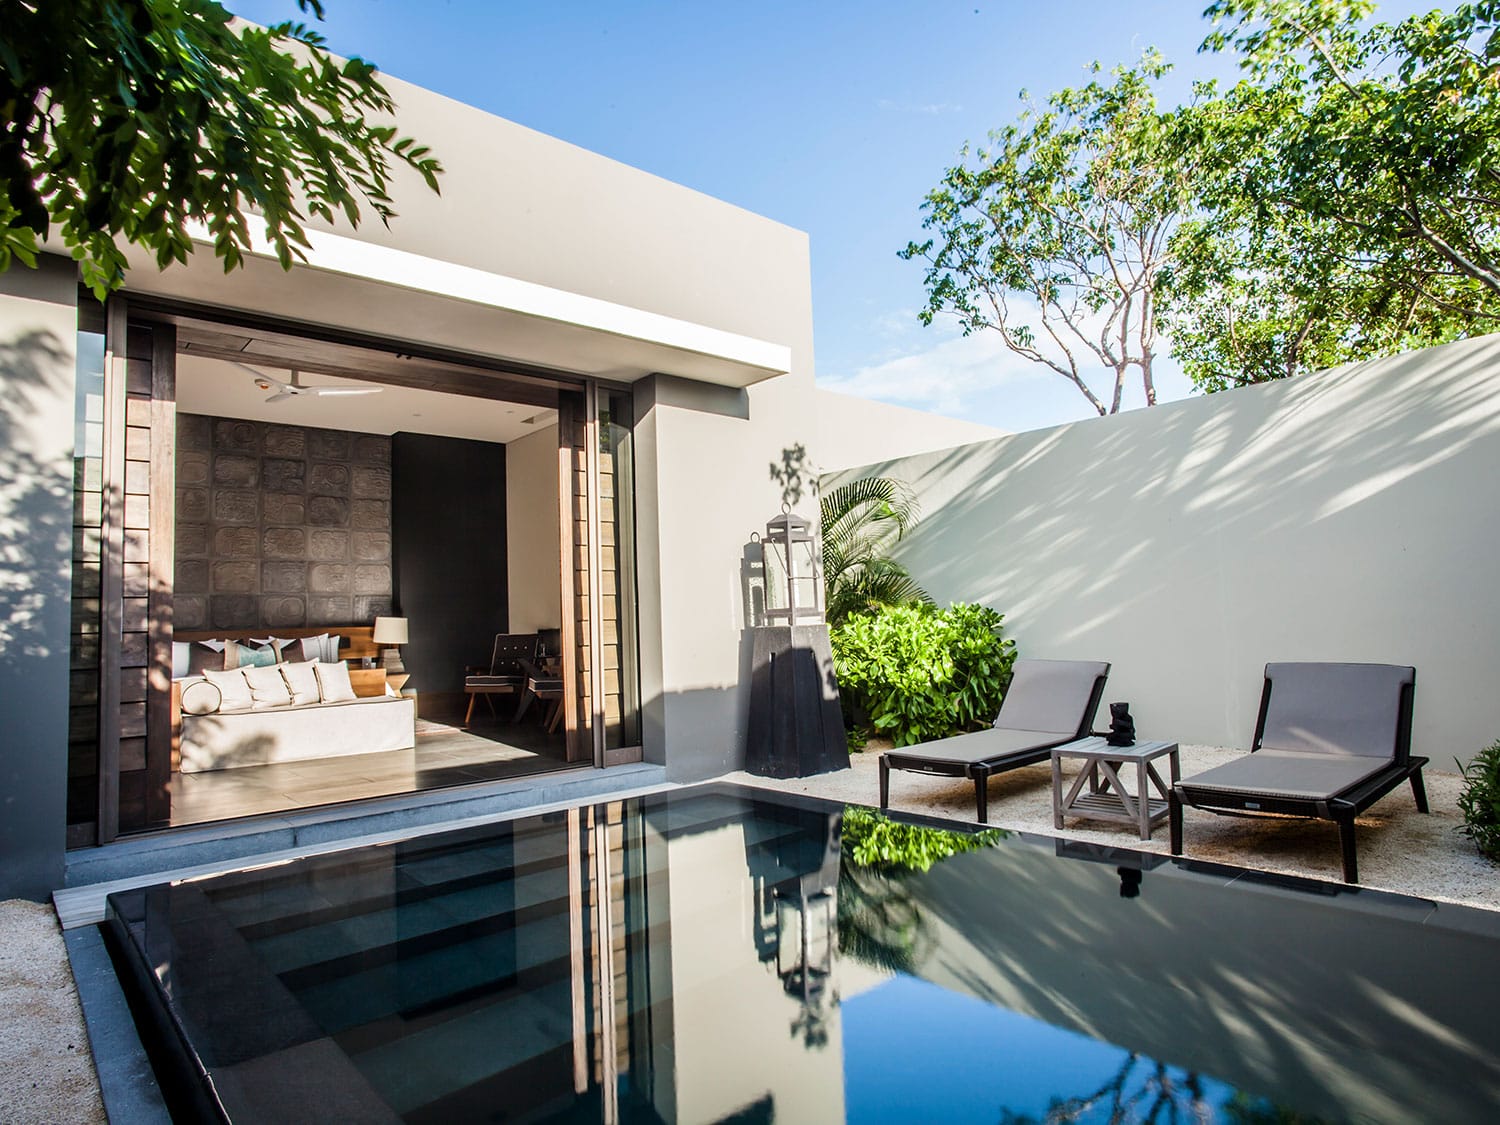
[392,433,508,698]
[175,415,393,631]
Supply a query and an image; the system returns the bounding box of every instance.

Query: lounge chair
[879,659,1110,823]
[1169,662,1428,884]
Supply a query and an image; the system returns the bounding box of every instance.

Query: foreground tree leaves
[0,0,442,298]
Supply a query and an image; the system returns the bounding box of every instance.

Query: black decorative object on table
[1106,702,1136,747]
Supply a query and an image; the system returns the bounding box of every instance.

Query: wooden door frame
[558,385,644,769]
[95,298,128,843]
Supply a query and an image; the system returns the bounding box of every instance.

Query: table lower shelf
[1060,791,1169,825]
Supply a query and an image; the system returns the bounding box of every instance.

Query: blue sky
[229,1,1425,432]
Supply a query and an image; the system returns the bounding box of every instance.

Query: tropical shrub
[830,602,1015,748]
[821,477,930,625]
[1457,740,1500,861]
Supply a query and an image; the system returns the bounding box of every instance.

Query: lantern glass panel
[762,538,790,616]
[791,539,820,618]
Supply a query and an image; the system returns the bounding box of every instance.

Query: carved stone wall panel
[176,415,391,630]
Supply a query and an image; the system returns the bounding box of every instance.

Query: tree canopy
[1165,0,1500,390]
[905,1,1500,401]
[901,54,1192,415]
[0,0,441,298]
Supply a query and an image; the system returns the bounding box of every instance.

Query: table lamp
[372,615,408,675]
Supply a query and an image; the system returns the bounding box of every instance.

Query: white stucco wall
[505,425,562,635]
[0,257,78,897]
[814,389,1006,473]
[825,335,1500,770]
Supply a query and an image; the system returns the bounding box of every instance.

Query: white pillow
[280,660,321,706]
[203,668,253,713]
[313,661,358,703]
[295,633,329,663]
[243,664,293,709]
[171,642,191,679]
[179,678,222,715]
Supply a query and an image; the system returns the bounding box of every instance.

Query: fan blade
[310,387,383,397]
[264,392,294,404]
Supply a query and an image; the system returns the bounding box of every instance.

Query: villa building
[0,74,991,902]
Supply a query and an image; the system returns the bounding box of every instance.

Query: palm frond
[821,477,928,624]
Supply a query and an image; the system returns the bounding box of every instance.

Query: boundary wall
[826,334,1500,769]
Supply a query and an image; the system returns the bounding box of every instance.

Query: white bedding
[179,694,416,773]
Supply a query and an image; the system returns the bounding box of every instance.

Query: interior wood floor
[167,715,571,828]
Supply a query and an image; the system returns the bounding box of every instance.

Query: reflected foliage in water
[840,806,1006,874]
[836,809,1005,977]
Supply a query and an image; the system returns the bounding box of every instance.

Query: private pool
[107,784,1500,1123]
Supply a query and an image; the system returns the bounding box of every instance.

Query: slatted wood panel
[557,394,593,762]
[596,395,641,756]
[66,316,105,846]
[113,324,175,832]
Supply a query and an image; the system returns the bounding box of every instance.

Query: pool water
[108,784,1500,1123]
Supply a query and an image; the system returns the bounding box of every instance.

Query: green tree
[1165,0,1500,389]
[820,476,929,626]
[1,0,441,298]
[901,54,1196,415]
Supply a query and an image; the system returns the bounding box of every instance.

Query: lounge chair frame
[1169,665,1428,884]
[879,661,1109,823]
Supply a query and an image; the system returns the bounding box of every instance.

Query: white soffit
[177,353,558,444]
[148,222,793,388]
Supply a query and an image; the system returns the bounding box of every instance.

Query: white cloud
[876,98,964,115]
[818,328,1041,415]
[817,308,1197,432]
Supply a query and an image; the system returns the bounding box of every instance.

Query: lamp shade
[372,616,409,645]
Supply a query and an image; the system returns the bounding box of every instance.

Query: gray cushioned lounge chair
[1169,662,1429,884]
[879,658,1110,823]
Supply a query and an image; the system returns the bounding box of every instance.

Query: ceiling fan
[231,362,383,404]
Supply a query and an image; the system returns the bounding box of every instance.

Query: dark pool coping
[71,775,1500,1123]
[65,924,172,1125]
[60,764,673,1121]
[56,763,669,929]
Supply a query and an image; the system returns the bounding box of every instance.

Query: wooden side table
[1051,737,1180,841]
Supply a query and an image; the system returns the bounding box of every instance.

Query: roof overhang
[98,223,792,389]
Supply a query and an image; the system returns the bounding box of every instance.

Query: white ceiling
[176,352,558,443]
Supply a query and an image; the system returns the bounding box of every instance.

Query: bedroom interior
[66,307,621,841]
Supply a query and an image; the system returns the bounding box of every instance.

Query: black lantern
[761,508,822,626]
[746,507,847,778]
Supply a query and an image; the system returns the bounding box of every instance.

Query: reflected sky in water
[845,975,1254,1124]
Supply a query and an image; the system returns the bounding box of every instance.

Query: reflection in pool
[107,784,1500,1123]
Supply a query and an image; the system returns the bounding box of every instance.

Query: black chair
[514,657,565,733]
[880,659,1111,823]
[1170,662,1429,884]
[463,633,539,724]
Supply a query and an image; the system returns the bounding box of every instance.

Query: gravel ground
[727,742,1500,911]
[0,900,107,1125]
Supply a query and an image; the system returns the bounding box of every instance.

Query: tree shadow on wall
[0,329,75,686]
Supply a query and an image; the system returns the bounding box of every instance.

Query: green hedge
[1458,740,1500,861]
[830,602,1016,748]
